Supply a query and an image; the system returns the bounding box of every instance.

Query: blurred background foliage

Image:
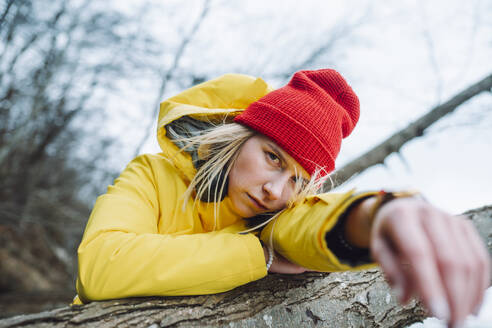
[0,0,147,314]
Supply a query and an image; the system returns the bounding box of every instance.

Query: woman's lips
[247,194,268,211]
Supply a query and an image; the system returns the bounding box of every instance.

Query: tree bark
[1,205,490,328]
[327,73,492,190]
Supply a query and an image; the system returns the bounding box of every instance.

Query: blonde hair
[174,121,332,230]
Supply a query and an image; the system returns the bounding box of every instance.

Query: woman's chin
[228,200,253,218]
[238,207,257,219]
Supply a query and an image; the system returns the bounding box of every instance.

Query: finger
[398,260,416,304]
[452,217,477,324]
[450,219,478,321]
[371,235,409,302]
[461,217,491,314]
[385,215,450,321]
[270,254,306,274]
[425,215,472,326]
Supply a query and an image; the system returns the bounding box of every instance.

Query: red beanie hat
[234,69,360,176]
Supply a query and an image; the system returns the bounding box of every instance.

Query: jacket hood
[157,73,273,182]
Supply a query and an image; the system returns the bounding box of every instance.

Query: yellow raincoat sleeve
[260,190,379,272]
[75,155,267,303]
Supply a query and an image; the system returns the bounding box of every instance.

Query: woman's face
[228,134,310,218]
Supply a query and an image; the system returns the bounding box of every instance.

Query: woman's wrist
[344,197,377,248]
[344,190,421,248]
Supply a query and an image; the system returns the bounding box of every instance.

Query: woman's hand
[262,246,308,274]
[370,197,490,327]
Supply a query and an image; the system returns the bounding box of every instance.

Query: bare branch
[0,0,32,64]
[328,73,492,189]
[0,0,16,27]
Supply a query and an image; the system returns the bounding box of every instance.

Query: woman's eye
[291,176,307,189]
[291,176,302,186]
[266,151,280,165]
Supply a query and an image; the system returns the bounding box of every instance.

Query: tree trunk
[1,205,491,328]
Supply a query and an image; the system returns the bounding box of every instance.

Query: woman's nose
[263,176,288,200]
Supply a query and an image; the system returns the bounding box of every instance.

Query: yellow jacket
[74,74,376,304]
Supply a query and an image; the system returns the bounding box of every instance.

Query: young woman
[74,69,489,327]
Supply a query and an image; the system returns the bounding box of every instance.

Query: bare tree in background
[329,73,492,190]
[2,0,107,218]
[0,0,160,308]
